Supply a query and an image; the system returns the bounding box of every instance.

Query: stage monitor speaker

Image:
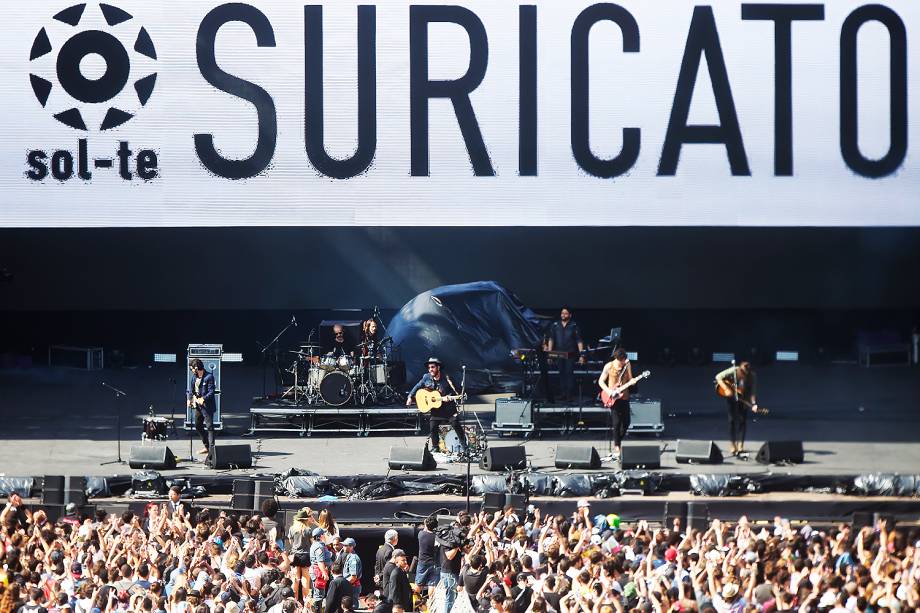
[42,476,87,506]
[554,446,601,469]
[128,445,177,470]
[479,446,527,471]
[676,440,723,464]
[208,444,253,469]
[755,440,803,464]
[620,443,661,469]
[388,446,435,471]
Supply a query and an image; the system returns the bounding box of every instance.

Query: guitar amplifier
[628,398,664,433]
[493,398,534,434]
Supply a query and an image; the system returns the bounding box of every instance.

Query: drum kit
[283,339,397,406]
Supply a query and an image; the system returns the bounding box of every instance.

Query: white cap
[577,498,590,508]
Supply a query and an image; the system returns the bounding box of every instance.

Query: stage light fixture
[775,351,799,362]
[712,352,735,363]
[153,353,176,363]
[222,352,243,362]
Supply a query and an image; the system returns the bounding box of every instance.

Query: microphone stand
[259,316,298,398]
[100,382,128,465]
[461,365,471,515]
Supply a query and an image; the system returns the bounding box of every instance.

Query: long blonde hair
[289,507,314,533]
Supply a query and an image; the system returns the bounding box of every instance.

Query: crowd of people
[2,489,919,613]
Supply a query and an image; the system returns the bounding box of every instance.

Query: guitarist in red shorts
[597,348,634,459]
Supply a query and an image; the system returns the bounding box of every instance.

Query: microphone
[291,315,298,327]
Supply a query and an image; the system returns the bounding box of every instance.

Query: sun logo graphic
[29,2,158,132]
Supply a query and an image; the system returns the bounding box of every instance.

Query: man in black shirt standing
[438,535,463,613]
[415,517,440,598]
[385,551,413,611]
[546,307,585,401]
[406,357,467,453]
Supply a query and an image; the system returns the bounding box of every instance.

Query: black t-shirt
[460,567,487,604]
[418,530,437,567]
[439,546,462,574]
[543,591,561,612]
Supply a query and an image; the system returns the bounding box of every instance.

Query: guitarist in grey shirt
[406,357,467,452]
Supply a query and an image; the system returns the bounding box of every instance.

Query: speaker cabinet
[481,493,527,514]
[686,502,709,531]
[755,440,803,464]
[42,476,87,506]
[554,446,601,469]
[620,443,661,469]
[676,440,723,464]
[128,445,177,470]
[231,479,274,510]
[480,446,527,471]
[208,444,253,469]
[388,446,435,470]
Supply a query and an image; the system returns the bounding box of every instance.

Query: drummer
[327,324,355,358]
[361,319,384,358]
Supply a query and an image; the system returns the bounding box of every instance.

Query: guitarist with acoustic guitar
[715,360,760,457]
[406,357,467,453]
[597,348,639,460]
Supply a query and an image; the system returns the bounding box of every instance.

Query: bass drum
[320,371,353,406]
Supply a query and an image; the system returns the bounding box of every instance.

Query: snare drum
[142,417,169,441]
[336,355,353,371]
[320,356,338,371]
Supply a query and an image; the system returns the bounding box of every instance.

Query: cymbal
[299,343,321,349]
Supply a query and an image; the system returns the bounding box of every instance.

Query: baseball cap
[577,498,590,508]
[71,562,83,576]
[65,502,77,515]
[312,527,325,537]
[343,538,356,547]
[665,547,678,562]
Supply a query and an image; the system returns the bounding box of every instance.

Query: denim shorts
[415,563,441,586]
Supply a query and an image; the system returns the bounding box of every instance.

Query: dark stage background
[1,227,918,366]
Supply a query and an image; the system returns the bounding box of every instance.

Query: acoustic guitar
[415,389,467,414]
[714,382,770,415]
[599,370,651,407]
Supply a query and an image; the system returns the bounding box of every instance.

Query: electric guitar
[415,389,467,414]
[714,382,769,415]
[599,370,651,407]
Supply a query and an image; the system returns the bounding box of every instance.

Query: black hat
[426,357,442,366]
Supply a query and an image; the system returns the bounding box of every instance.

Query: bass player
[597,348,634,459]
[406,357,467,453]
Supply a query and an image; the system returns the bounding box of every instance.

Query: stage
[1,361,918,479]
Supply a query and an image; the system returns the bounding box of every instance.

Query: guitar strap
[613,360,629,388]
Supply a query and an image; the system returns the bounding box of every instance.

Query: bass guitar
[599,370,651,408]
[714,382,769,415]
[415,389,467,414]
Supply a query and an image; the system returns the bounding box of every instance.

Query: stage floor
[1,363,918,478]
